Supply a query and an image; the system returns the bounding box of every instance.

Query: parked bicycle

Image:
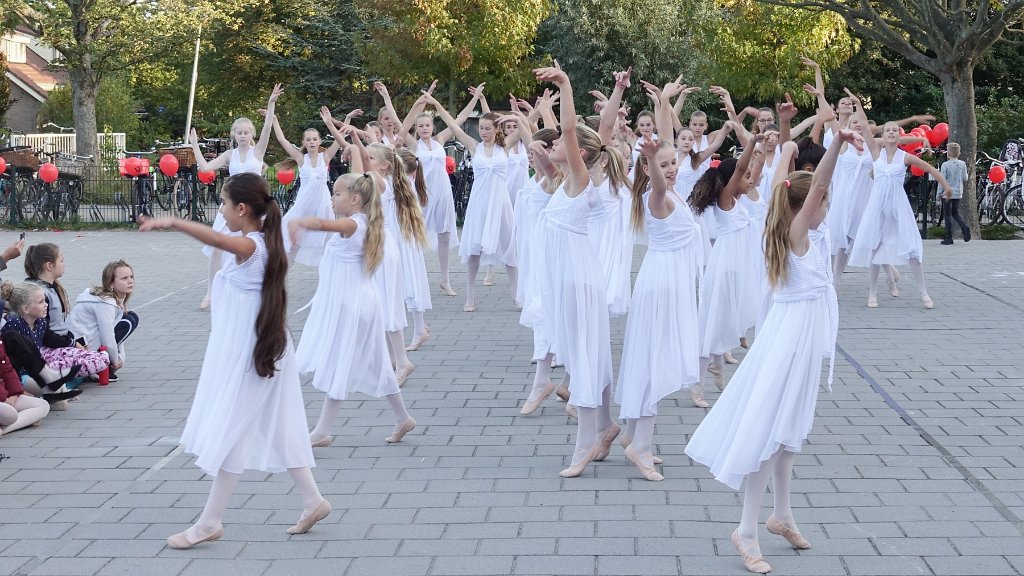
[446,141,473,226]
[119,149,165,222]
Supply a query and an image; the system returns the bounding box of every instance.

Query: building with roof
[2,28,65,134]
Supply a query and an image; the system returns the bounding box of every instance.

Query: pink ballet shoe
[691,387,710,408]
[386,418,416,443]
[624,445,664,481]
[396,363,415,386]
[888,271,900,297]
[559,445,601,478]
[867,295,878,308]
[555,384,570,402]
[618,435,663,463]
[520,382,556,415]
[482,272,496,286]
[766,516,811,550]
[405,332,430,352]
[592,423,621,462]
[564,403,577,420]
[463,303,477,312]
[439,282,458,297]
[287,500,331,534]
[166,526,223,549]
[199,295,211,311]
[724,351,739,364]
[310,435,333,448]
[739,337,750,349]
[922,296,934,309]
[732,530,772,574]
[707,364,725,391]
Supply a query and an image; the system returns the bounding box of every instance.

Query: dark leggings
[943,199,968,239]
[0,331,47,385]
[114,311,139,345]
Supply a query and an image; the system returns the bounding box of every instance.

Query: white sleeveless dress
[517,178,555,360]
[505,142,530,208]
[203,147,263,260]
[616,190,702,418]
[686,243,838,489]
[416,139,459,248]
[537,183,613,408]
[181,232,314,476]
[374,180,408,331]
[459,144,515,267]
[296,214,400,400]
[675,157,713,267]
[697,200,760,357]
[848,148,923,266]
[828,144,874,255]
[281,152,333,265]
[587,179,633,317]
[382,177,432,313]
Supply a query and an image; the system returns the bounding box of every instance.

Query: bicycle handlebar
[123,149,157,156]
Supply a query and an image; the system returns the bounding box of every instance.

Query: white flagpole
[183,25,202,144]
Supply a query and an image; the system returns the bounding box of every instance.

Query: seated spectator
[0,339,50,437]
[69,260,139,382]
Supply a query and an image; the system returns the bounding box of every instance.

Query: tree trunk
[69,66,99,161]
[939,65,980,235]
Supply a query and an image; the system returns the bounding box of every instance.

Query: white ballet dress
[685,243,838,489]
[828,144,874,255]
[537,182,613,408]
[697,200,761,357]
[758,149,781,207]
[517,178,555,360]
[382,177,432,313]
[505,142,530,208]
[296,214,400,400]
[675,156,713,266]
[416,139,459,248]
[587,179,633,317]
[374,181,408,331]
[848,148,923,266]
[281,152,333,265]
[180,232,315,476]
[459,144,515,267]
[616,190,702,419]
[203,147,263,260]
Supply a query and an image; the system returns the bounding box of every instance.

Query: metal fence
[10,133,127,163]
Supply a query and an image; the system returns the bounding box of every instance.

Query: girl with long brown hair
[140,173,328,549]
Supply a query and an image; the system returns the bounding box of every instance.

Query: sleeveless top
[299,152,329,185]
[772,243,839,389]
[230,148,263,176]
[416,139,447,173]
[645,190,699,251]
[713,198,753,236]
[221,232,268,292]
[543,182,593,235]
[326,213,366,265]
[873,148,906,190]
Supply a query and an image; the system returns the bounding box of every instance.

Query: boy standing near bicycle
[940,143,970,245]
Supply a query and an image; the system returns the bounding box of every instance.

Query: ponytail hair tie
[599,145,607,152]
[784,179,791,188]
[362,173,372,180]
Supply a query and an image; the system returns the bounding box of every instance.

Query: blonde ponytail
[763,171,814,288]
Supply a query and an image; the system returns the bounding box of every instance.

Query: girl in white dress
[140,173,328,549]
[828,114,874,284]
[504,119,531,208]
[845,90,952,309]
[617,137,702,480]
[272,107,342,265]
[395,147,434,351]
[530,66,617,478]
[290,173,417,448]
[191,85,281,309]
[422,95,519,312]
[689,135,765,390]
[685,132,856,574]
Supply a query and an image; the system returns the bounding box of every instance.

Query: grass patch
[981,224,1021,240]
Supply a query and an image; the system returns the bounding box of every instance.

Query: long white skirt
[848,182,923,266]
[697,225,761,357]
[281,179,333,266]
[375,231,408,331]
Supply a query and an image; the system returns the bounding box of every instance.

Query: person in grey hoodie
[69,260,139,381]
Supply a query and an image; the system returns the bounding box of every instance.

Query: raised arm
[724,132,764,200]
[639,136,674,219]
[599,68,631,145]
[695,121,736,164]
[343,126,369,173]
[271,115,304,164]
[422,92,478,154]
[772,140,799,194]
[535,64,589,196]
[468,83,490,114]
[671,84,700,133]
[791,129,859,249]
[288,216,358,246]
[254,84,283,159]
[435,91,480,143]
[318,107,343,160]
[190,130,230,172]
[776,93,797,144]
[639,80,672,143]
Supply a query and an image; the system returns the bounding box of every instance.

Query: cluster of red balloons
[276,169,295,185]
[902,122,950,154]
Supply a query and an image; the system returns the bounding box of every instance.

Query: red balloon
[929,122,949,147]
[159,154,180,177]
[198,170,217,184]
[910,164,925,177]
[39,163,58,183]
[276,169,295,186]
[901,140,923,154]
[916,124,932,134]
[910,128,926,137]
[710,159,722,168]
[445,156,456,175]
[124,157,143,177]
[989,165,1007,184]
[0,157,7,174]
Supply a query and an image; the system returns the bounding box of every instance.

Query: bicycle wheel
[1001,185,1024,228]
[154,174,172,211]
[135,177,155,217]
[23,180,49,223]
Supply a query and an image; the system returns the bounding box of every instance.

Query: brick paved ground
[0,229,1022,576]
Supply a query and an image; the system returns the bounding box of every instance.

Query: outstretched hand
[835,128,865,152]
[268,83,284,103]
[638,135,660,158]
[614,67,632,89]
[800,56,820,70]
[373,81,389,97]
[137,215,175,231]
[534,66,569,86]
[776,93,798,123]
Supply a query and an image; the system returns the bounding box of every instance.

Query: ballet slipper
[707,364,725,391]
[564,403,577,420]
[287,500,331,534]
[555,384,570,402]
[552,357,563,368]
[405,332,430,352]
[592,423,621,462]
[724,351,739,364]
[732,530,772,574]
[439,282,458,297]
[521,382,556,415]
[766,516,811,550]
[310,435,333,448]
[691,387,710,408]
[482,272,496,286]
[739,337,750,349]
[396,363,415,386]
[867,295,878,308]
[922,296,934,309]
[199,295,211,311]
[386,418,416,443]
[888,270,900,297]
[515,301,524,311]
[166,526,223,550]
[559,445,601,478]
[619,434,633,449]
[624,445,664,481]
[463,303,477,312]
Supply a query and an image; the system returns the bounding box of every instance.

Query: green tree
[36,75,140,135]
[757,0,1024,233]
